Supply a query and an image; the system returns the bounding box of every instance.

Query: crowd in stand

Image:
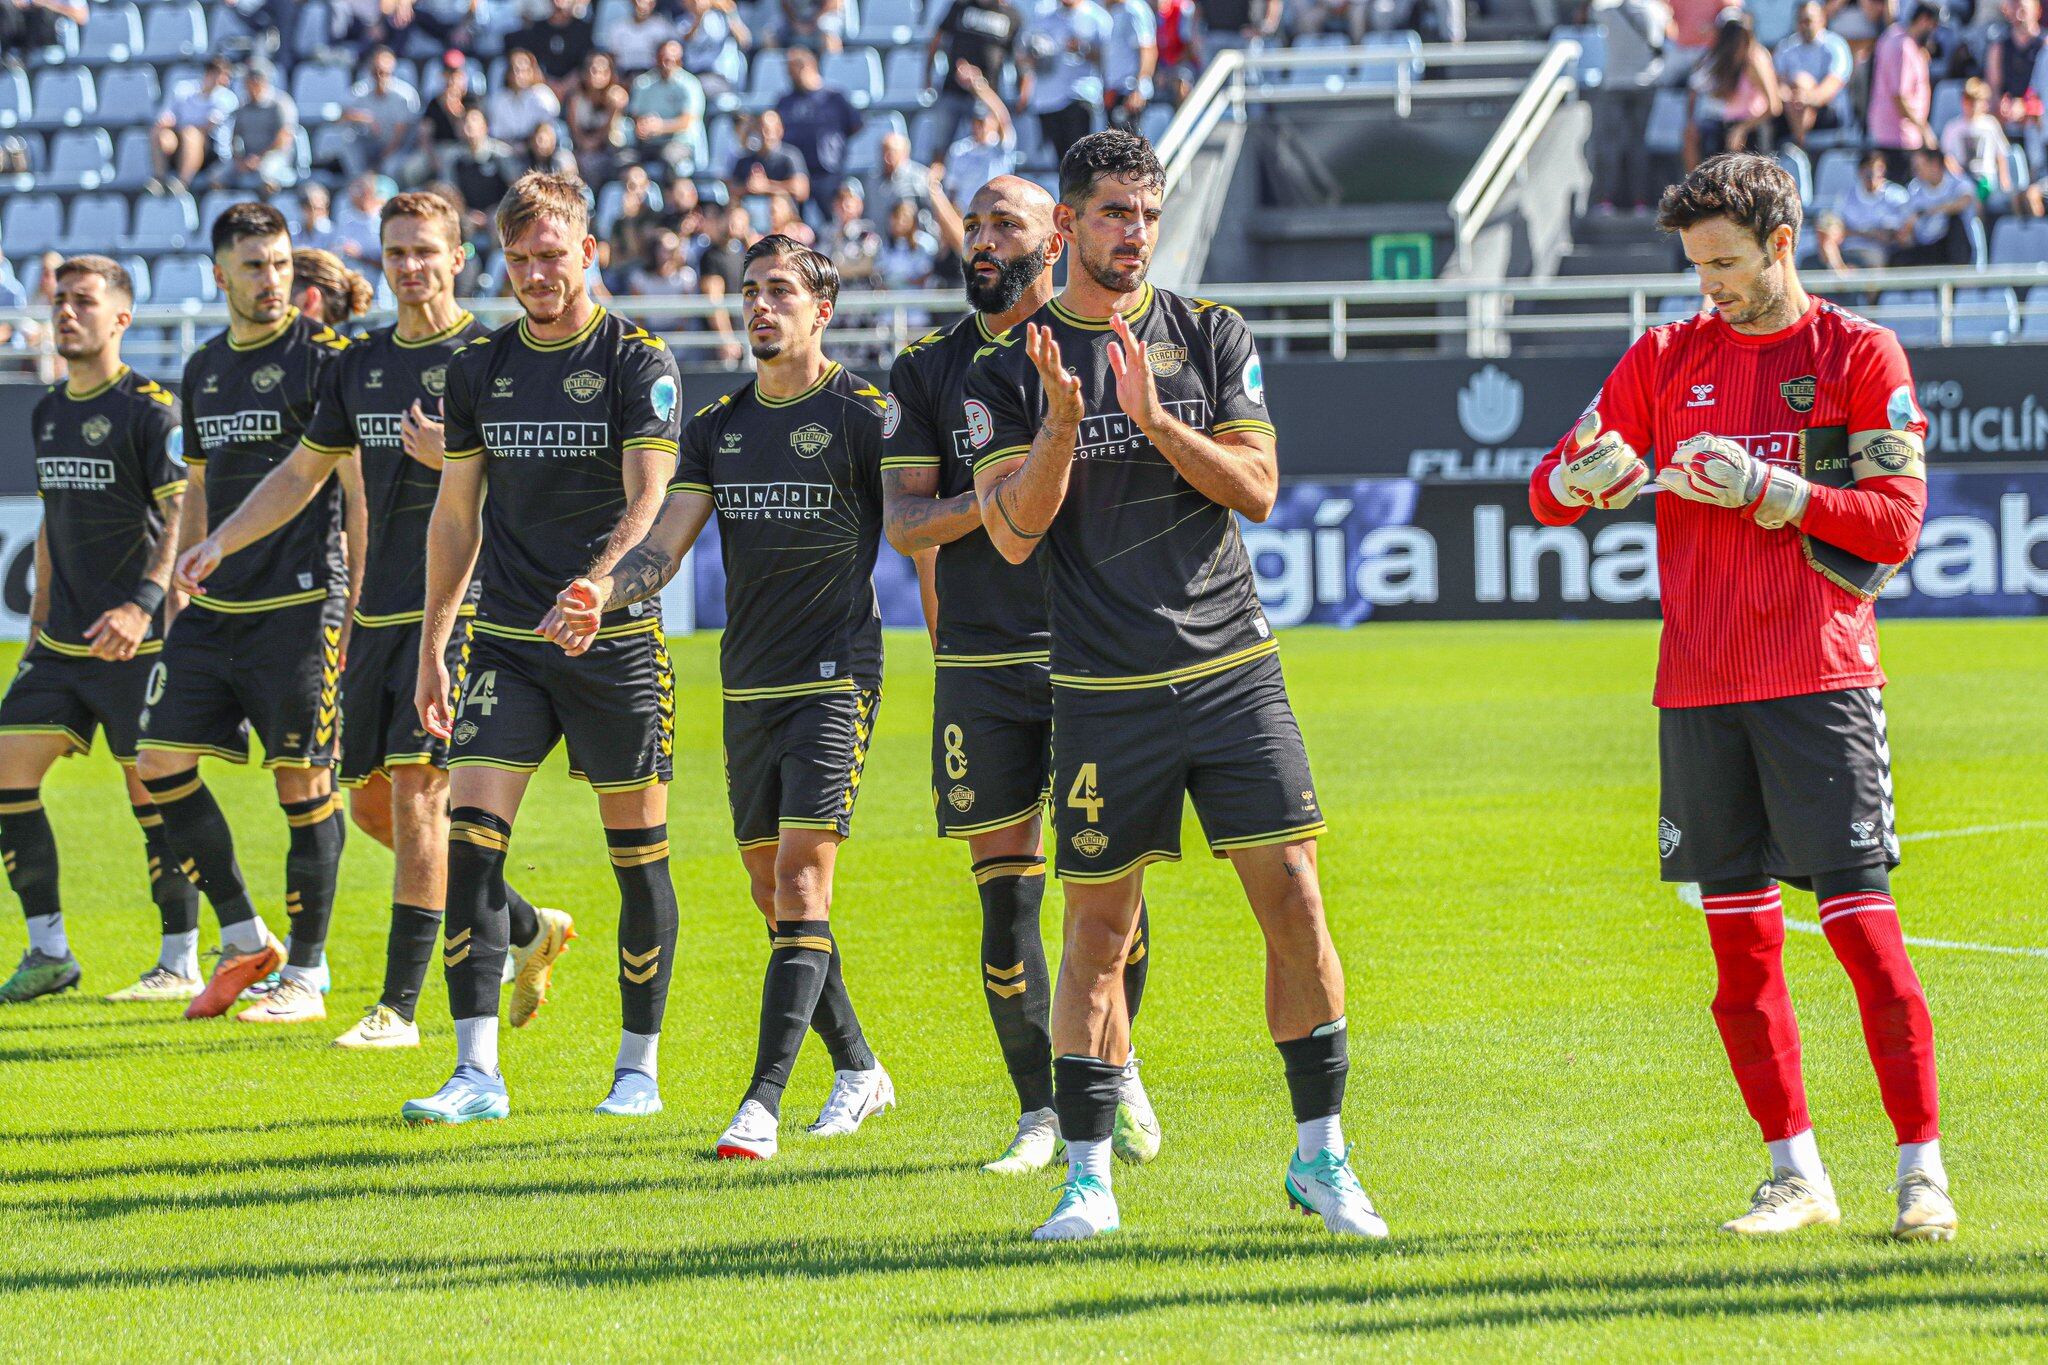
[1585,0,2048,268]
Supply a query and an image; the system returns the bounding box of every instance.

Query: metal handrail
[1450,38,1580,250]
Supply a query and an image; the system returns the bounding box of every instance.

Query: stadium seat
[124,190,201,252]
[1139,101,1173,143]
[78,2,144,62]
[309,121,354,169]
[1967,214,1988,267]
[1811,147,1859,208]
[43,128,113,189]
[291,63,353,124]
[1952,286,2016,343]
[197,188,250,233]
[1989,216,2048,264]
[1283,34,1352,90]
[708,115,742,175]
[694,176,730,206]
[153,253,217,304]
[1657,292,1706,323]
[1929,80,1963,139]
[1774,144,1812,204]
[67,191,132,246]
[2020,290,2048,340]
[823,48,885,107]
[1357,32,1425,89]
[110,127,156,190]
[843,112,904,174]
[1875,290,1940,345]
[881,47,937,111]
[97,67,162,128]
[0,67,28,131]
[746,54,794,112]
[1,193,65,257]
[118,254,153,303]
[23,68,97,131]
[594,177,661,234]
[1553,25,1605,88]
[290,0,334,57]
[857,0,919,43]
[142,1,208,60]
[2008,143,2030,187]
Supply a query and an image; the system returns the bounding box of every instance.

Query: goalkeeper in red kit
[1529,154,1957,1243]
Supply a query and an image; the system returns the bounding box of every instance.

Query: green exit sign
[1371,233,1434,281]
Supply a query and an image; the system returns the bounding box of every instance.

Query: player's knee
[773,862,829,917]
[1064,904,1136,976]
[134,749,192,783]
[349,791,394,845]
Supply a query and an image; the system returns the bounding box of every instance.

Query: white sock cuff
[616,1029,660,1080]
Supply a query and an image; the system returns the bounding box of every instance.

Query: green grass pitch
[1,619,2044,1359]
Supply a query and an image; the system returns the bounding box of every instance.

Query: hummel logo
[1685,384,1715,407]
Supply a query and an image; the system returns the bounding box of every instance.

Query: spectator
[872,131,934,223]
[295,180,346,251]
[342,45,423,177]
[1154,0,1195,101]
[1025,0,1113,165]
[406,0,487,54]
[416,52,476,179]
[0,246,25,311]
[333,172,389,265]
[154,57,240,187]
[771,0,846,53]
[818,179,882,285]
[627,228,699,295]
[604,0,677,75]
[1685,9,1780,163]
[0,0,85,54]
[1869,1,1942,182]
[292,247,376,325]
[566,50,630,184]
[210,61,301,192]
[1191,0,1281,60]
[1773,1,1851,146]
[940,70,1019,205]
[766,191,818,245]
[1984,0,2044,145]
[679,0,751,100]
[511,0,597,93]
[488,49,563,144]
[876,198,939,293]
[606,161,663,280]
[1892,146,1978,263]
[448,107,520,235]
[920,0,1027,161]
[697,203,753,365]
[1942,77,2014,196]
[520,120,579,176]
[659,176,707,239]
[730,110,812,203]
[1101,0,1157,130]
[777,48,865,203]
[1819,147,1909,266]
[631,39,709,174]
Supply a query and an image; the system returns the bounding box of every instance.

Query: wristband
[1750,466,1811,529]
[129,581,166,615]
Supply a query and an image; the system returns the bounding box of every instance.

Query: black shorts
[339,617,472,787]
[0,640,157,763]
[1051,652,1327,885]
[1658,686,1900,884]
[138,598,344,768]
[932,661,1051,839]
[724,685,879,849]
[447,622,674,793]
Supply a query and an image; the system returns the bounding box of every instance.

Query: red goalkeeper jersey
[1530,298,1930,708]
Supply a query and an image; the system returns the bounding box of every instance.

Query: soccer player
[1528,153,1955,1243]
[175,191,572,1050]
[0,256,201,1004]
[402,172,683,1124]
[135,204,354,1024]
[881,175,1160,1173]
[540,235,893,1162]
[961,130,1383,1242]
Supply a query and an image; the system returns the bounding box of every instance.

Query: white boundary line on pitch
[1682,819,2048,960]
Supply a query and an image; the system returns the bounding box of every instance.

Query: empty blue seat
[1358,32,1425,88]
[124,191,200,252]
[1774,144,1812,204]
[823,47,884,106]
[97,67,162,128]
[153,253,217,304]
[1811,147,1859,208]
[1875,290,1940,346]
[110,127,156,190]
[118,254,153,303]
[2,193,65,256]
[857,0,919,43]
[2020,290,2048,340]
[880,47,936,110]
[67,192,133,246]
[79,2,144,61]
[747,53,794,111]
[1952,287,2016,343]
[291,63,353,123]
[1990,217,2048,264]
[24,69,96,131]
[0,67,28,130]
[44,128,113,188]
[142,1,207,60]
[843,111,904,174]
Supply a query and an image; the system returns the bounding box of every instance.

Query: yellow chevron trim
[972,858,1047,884]
[445,928,471,948]
[622,963,658,983]
[984,961,1025,980]
[443,944,471,966]
[136,812,164,829]
[450,821,508,850]
[985,979,1028,999]
[620,945,661,968]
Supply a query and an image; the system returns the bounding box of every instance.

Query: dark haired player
[137,203,354,1024]
[1530,152,1954,1242]
[543,235,893,1162]
[882,174,1160,1173]
[963,130,1383,1241]
[0,257,199,1004]
[403,173,684,1125]
[177,191,570,1050]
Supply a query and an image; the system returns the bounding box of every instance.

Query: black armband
[129,581,166,616]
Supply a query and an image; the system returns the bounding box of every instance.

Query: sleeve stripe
[444,447,484,461]
[301,439,354,456]
[667,481,715,496]
[152,480,188,499]
[1212,420,1276,437]
[970,444,1032,474]
[879,455,941,469]
[623,437,680,454]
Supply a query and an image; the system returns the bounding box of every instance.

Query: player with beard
[0,257,199,1004]
[177,191,571,1050]
[962,130,1384,1241]
[136,203,354,1024]
[881,175,1160,1173]
[402,173,683,1125]
[541,236,894,1161]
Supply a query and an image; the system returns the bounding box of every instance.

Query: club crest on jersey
[422,365,448,397]
[1780,375,1817,413]
[819,661,837,678]
[1071,829,1109,859]
[964,399,994,449]
[1147,344,1187,378]
[1658,818,1682,858]
[881,393,901,438]
[563,370,605,403]
[366,368,385,389]
[251,364,285,394]
[791,422,833,459]
[81,415,112,446]
[948,783,975,812]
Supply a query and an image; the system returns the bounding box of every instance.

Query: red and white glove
[1550,413,1650,510]
[1658,433,1811,528]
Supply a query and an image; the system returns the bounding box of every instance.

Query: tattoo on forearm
[608,541,679,607]
[994,484,1047,540]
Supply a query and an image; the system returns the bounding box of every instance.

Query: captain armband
[1848,430,1926,483]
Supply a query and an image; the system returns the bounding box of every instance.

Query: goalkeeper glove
[1551,413,1650,510]
[1657,433,1811,529]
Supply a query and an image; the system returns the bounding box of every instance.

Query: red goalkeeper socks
[1703,886,1812,1142]
[1819,890,1940,1145]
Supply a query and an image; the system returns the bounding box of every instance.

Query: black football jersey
[29,366,184,651]
[301,312,489,625]
[442,307,684,635]
[673,362,886,699]
[883,314,1050,665]
[960,284,1277,689]
[181,307,351,611]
